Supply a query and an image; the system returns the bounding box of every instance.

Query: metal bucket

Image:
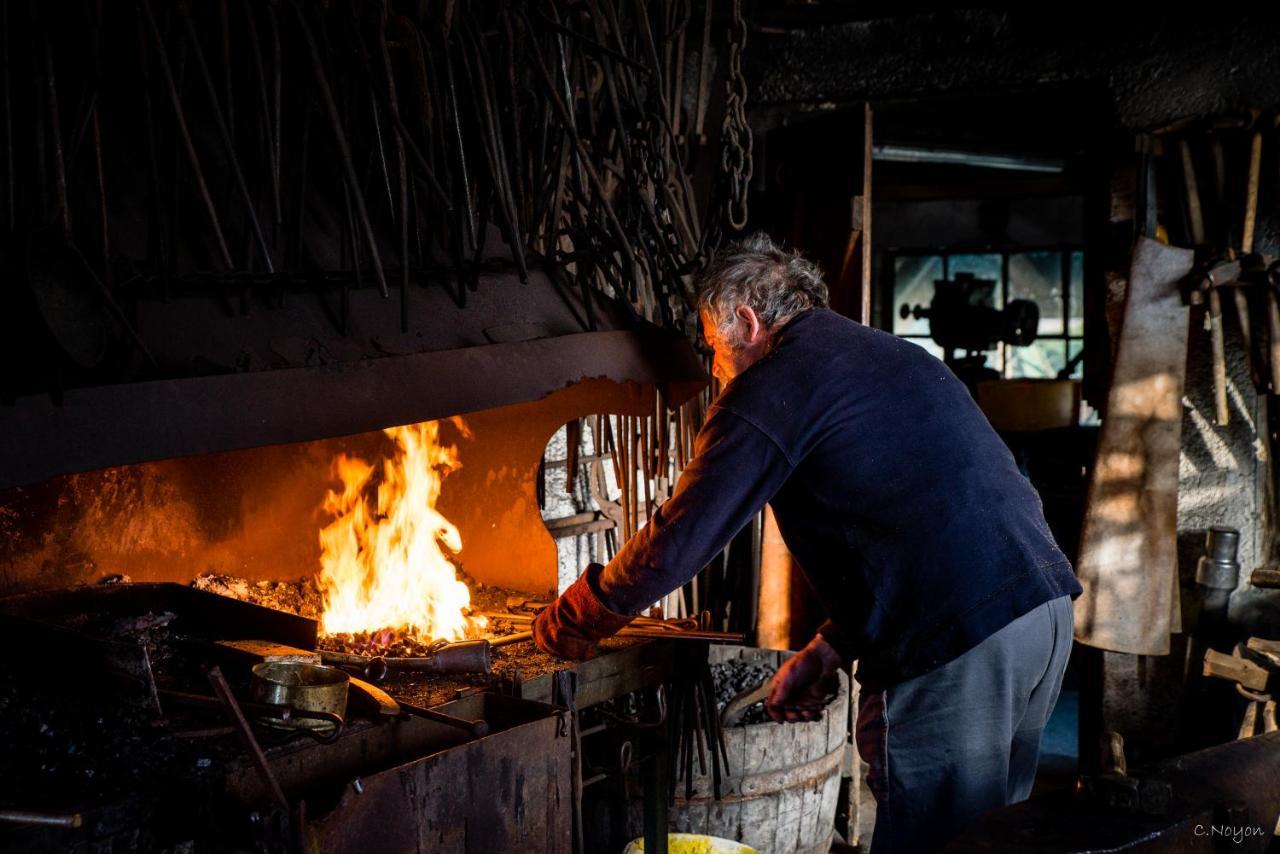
[249,661,349,732]
[623,834,757,854]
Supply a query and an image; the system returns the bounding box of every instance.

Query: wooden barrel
[637,645,849,854]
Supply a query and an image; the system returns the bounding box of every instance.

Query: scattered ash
[192,573,323,620]
[0,607,235,811]
[0,666,169,809]
[712,659,778,726]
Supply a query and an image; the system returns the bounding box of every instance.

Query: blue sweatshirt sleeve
[592,404,796,615]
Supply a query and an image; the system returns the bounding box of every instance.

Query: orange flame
[317,418,484,644]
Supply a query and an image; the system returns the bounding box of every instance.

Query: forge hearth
[0,348,701,852]
[0,581,677,852]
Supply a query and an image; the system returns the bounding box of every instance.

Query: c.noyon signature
[1193,824,1271,845]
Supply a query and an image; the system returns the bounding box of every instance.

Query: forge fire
[316,418,487,650]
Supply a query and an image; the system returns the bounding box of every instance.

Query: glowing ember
[317,418,485,648]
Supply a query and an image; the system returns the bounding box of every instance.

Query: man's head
[696,233,829,383]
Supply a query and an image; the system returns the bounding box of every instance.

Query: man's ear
[736,305,763,344]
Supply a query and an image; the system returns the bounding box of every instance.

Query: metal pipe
[0,810,82,828]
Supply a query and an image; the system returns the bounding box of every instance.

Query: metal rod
[490,630,534,648]
[269,2,282,228]
[43,32,70,239]
[522,12,639,278]
[480,613,742,643]
[140,0,235,270]
[218,0,233,135]
[293,2,388,297]
[0,810,82,828]
[67,239,160,368]
[178,1,273,273]
[207,666,290,811]
[398,701,489,738]
[375,3,411,332]
[91,108,109,281]
[171,725,237,739]
[1,0,11,230]
[243,0,280,231]
[441,31,476,251]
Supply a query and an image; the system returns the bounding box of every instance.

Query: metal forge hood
[1,260,706,489]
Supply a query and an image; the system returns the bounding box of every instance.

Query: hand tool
[719,680,771,728]
[398,700,489,738]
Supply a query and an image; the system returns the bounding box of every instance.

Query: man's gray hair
[696,232,829,330]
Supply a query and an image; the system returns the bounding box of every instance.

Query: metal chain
[720,0,752,231]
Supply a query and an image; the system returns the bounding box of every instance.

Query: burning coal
[317,418,486,649]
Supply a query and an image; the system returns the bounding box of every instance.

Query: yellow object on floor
[623,833,757,854]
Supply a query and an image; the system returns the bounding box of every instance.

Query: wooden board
[1074,238,1195,655]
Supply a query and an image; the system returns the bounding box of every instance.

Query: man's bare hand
[766,634,843,723]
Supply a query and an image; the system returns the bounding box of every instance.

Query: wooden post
[861,103,874,326]
[756,506,793,650]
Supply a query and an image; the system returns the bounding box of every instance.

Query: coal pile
[712,659,777,726]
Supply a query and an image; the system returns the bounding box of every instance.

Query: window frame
[884,244,1084,379]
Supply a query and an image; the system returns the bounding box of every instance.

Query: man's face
[702,308,769,385]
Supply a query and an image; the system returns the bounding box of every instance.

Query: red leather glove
[533,564,635,660]
[765,634,843,722]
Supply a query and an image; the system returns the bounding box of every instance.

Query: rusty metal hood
[0,261,706,488]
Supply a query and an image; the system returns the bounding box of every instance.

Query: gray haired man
[535,233,1081,851]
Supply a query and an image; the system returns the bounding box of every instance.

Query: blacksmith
[533,233,1082,852]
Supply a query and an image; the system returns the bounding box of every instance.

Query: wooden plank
[1074,237,1195,655]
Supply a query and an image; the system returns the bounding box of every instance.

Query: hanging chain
[720,0,752,231]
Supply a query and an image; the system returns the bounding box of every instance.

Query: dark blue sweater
[594,308,1081,691]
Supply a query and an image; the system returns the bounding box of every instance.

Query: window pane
[1068,339,1084,378]
[948,254,1004,308]
[1009,251,1064,335]
[1068,251,1084,336]
[893,256,944,335]
[1006,339,1066,379]
[904,336,945,362]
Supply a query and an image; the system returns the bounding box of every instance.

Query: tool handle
[399,702,489,738]
[1251,567,1280,589]
[1208,289,1229,426]
[720,681,772,727]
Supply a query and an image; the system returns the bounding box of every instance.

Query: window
[890,248,1083,379]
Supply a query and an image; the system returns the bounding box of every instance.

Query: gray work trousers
[855,595,1074,853]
